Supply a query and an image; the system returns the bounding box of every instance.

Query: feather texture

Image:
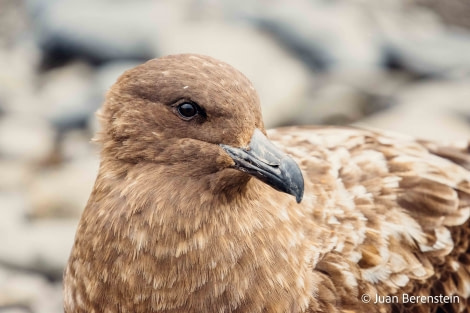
[63,54,470,313]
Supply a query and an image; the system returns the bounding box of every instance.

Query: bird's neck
[69,160,315,312]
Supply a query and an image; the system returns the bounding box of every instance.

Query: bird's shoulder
[268,125,470,313]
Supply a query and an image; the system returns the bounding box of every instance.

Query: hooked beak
[220,129,304,203]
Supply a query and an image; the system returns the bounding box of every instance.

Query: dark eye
[177,102,198,119]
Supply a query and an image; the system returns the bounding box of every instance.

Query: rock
[294,83,373,125]
[0,192,28,232]
[27,0,169,64]
[59,130,97,161]
[375,5,470,77]
[290,69,405,125]
[28,157,99,218]
[414,0,470,30]
[0,217,78,281]
[0,40,41,116]
[0,115,55,163]
[0,192,76,279]
[238,0,383,71]
[0,0,29,47]
[0,308,29,313]
[355,79,470,141]
[37,62,96,131]
[154,21,312,127]
[0,266,62,312]
[0,161,32,190]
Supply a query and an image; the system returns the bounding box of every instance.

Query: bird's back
[268,126,470,313]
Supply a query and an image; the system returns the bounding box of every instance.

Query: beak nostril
[220,128,304,203]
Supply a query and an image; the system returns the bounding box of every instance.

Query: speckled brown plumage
[63,54,470,313]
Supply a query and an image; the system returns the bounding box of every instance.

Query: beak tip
[292,174,304,204]
[221,129,305,204]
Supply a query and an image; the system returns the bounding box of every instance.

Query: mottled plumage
[64,54,470,313]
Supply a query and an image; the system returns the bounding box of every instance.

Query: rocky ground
[0,0,469,312]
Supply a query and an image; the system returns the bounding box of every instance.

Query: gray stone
[369,4,470,76]
[295,83,372,125]
[0,217,78,280]
[0,41,41,116]
[37,62,96,130]
[0,115,55,163]
[0,192,28,232]
[0,266,62,312]
[27,0,168,62]
[60,130,97,161]
[28,157,99,218]
[355,79,470,141]
[230,0,383,71]
[0,161,32,190]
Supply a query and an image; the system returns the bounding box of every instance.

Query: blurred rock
[355,79,470,141]
[0,161,32,190]
[0,218,78,280]
[154,21,312,127]
[0,266,62,312]
[0,192,28,232]
[251,0,383,71]
[0,0,28,47]
[0,309,29,313]
[0,115,55,163]
[60,130,96,161]
[290,69,406,125]
[26,0,176,66]
[0,192,76,280]
[379,9,470,77]
[37,62,96,131]
[294,83,374,125]
[415,0,470,30]
[28,157,99,218]
[0,41,41,115]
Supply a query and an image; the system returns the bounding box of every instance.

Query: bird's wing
[268,126,470,313]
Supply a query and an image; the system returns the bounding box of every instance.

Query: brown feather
[64,54,470,313]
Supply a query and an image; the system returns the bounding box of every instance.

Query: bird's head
[98,54,304,203]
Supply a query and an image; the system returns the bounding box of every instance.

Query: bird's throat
[65,162,314,312]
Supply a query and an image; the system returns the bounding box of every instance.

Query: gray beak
[220,129,304,203]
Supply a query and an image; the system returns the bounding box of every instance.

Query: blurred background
[1,0,470,312]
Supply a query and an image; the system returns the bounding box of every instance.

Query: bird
[63,53,470,313]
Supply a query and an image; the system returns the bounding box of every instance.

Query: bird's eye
[177,102,198,119]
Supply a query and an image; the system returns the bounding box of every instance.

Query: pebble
[0,115,55,163]
[28,157,99,218]
[28,0,163,63]
[37,62,96,131]
[0,161,32,190]
[0,216,78,281]
[0,265,63,312]
[355,79,470,141]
